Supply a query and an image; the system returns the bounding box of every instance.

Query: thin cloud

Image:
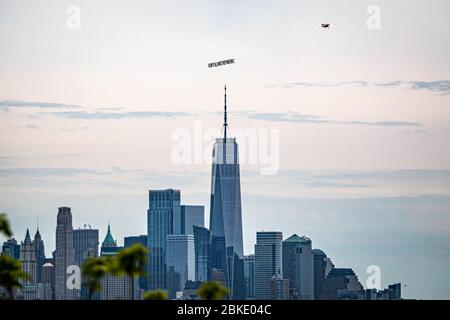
[374,81,403,88]
[271,80,450,95]
[239,111,421,127]
[270,80,368,89]
[0,167,97,177]
[313,169,450,181]
[49,110,193,120]
[0,100,81,109]
[408,80,450,95]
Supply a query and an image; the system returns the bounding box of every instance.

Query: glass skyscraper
[125,235,148,291]
[2,238,21,260]
[33,229,46,284]
[147,189,181,290]
[74,227,99,267]
[180,205,204,234]
[282,234,315,300]
[193,225,211,282]
[254,231,283,300]
[166,234,195,299]
[244,254,255,299]
[55,206,78,300]
[209,86,245,300]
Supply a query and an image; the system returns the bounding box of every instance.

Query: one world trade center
[209,85,245,299]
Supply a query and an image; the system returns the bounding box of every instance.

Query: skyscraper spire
[210,85,245,299]
[102,222,117,248]
[223,84,228,142]
[24,228,31,242]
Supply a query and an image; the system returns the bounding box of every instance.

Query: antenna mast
[223,85,228,142]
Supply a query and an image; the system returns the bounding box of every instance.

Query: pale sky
[1,0,449,299]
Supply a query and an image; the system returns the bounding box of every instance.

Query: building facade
[209,86,245,299]
[254,231,283,300]
[147,189,181,290]
[312,249,334,300]
[321,268,365,300]
[244,254,255,299]
[1,238,21,260]
[193,225,211,282]
[20,229,37,284]
[282,234,315,300]
[124,235,148,291]
[271,273,290,300]
[33,229,46,284]
[74,226,99,267]
[41,262,55,299]
[180,205,204,234]
[166,234,195,299]
[55,207,78,300]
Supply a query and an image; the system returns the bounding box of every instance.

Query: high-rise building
[42,262,55,299]
[20,229,37,284]
[271,273,290,300]
[55,206,78,300]
[180,205,204,234]
[388,283,402,300]
[99,226,138,300]
[74,226,99,299]
[254,231,283,300]
[2,238,21,260]
[74,226,99,266]
[124,235,147,248]
[312,249,334,300]
[17,283,52,300]
[193,225,211,282]
[100,273,136,300]
[100,223,121,256]
[366,283,402,300]
[182,280,203,300]
[282,234,314,300]
[321,268,365,300]
[166,234,195,299]
[124,235,148,291]
[209,86,245,299]
[33,228,46,284]
[244,254,255,299]
[147,189,181,290]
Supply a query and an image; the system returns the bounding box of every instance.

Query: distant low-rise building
[16,283,52,300]
[244,254,255,299]
[366,283,402,300]
[182,280,202,300]
[321,268,365,300]
[271,273,289,300]
[1,238,21,260]
[99,224,138,300]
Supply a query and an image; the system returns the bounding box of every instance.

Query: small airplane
[321,23,330,29]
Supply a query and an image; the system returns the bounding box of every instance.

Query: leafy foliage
[197,281,229,300]
[143,290,168,300]
[0,255,29,299]
[0,213,13,238]
[82,256,113,300]
[114,244,147,277]
[81,243,148,300]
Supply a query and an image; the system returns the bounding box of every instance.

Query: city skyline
[1,0,450,300]
[0,87,406,300]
